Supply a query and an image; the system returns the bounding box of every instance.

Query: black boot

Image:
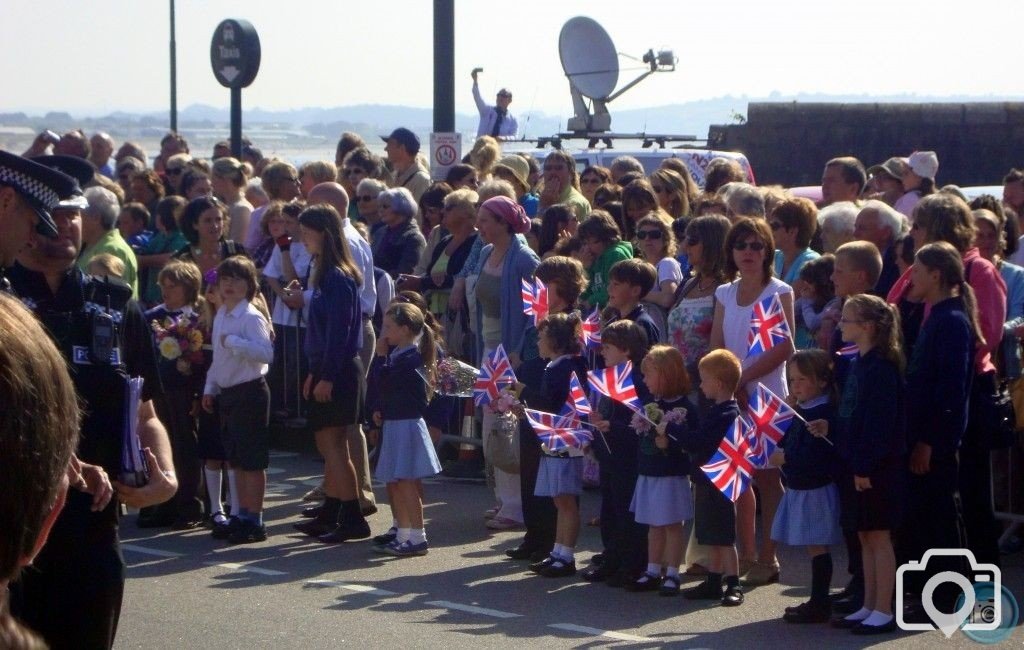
[294,497,340,537]
[319,499,371,543]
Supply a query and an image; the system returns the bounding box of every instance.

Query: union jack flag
[565,371,592,416]
[746,383,796,466]
[701,416,757,502]
[747,292,791,357]
[580,308,602,348]
[836,343,858,359]
[587,361,641,412]
[521,277,549,326]
[524,408,593,452]
[473,344,517,407]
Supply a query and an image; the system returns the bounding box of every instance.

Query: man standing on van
[472,69,518,141]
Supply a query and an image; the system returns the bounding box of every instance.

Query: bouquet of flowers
[485,386,522,416]
[432,357,479,397]
[151,313,205,375]
[631,402,688,435]
[486,386,523,474]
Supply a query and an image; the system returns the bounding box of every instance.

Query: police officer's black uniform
[7,262,162,650]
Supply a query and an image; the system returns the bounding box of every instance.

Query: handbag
[968,370,1017,450]
[486,412,520,473]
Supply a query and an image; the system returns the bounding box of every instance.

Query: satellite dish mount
[558,17,676,134]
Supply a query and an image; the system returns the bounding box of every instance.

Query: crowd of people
[3,116,1024,646]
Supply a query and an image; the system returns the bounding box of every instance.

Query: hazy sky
[2,0,1021,123]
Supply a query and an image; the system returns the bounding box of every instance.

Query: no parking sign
[430,132,462,181]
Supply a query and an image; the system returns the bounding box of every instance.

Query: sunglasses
[357,195,375,203]
[733,241,767,252]
[636,230,663,240]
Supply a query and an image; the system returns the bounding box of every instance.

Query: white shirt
[343,217,377,317]
[715,277,793,398]
[263,241,313,327]
[656,257,684,285]
[473,84,518,140]
[204,299,273,396]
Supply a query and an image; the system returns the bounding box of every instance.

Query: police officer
[7,155,177,650]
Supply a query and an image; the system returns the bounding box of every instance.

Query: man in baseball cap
[380,127,431,202]
[0,149,81,270]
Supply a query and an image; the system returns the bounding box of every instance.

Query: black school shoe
[228,520,267,544]
[301,504,323,519]
[317,519,371,544]
[373,528,398,546]
[850,618,897,635]
[683,577,723,600]
[624,573,662,592]
[505,544,540,560]
[539,558,576,578]
[783,601,831,623]
[212,516,242,540]
[530,555,557,573]
[721,584,744,606]
[581,564,615,582]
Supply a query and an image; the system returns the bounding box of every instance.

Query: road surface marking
[305,580,397,596]
[548,623,652,642]
[205,561,286,576]
[122,544,184,558]
[425,600,521,619]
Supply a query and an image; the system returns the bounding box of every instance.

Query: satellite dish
[559,17,618,100]
[557,16,676,134]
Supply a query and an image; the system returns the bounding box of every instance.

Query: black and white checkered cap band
[0,165,60,210]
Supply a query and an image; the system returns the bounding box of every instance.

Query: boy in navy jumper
[605,258,661,347]
[663,348,745,606]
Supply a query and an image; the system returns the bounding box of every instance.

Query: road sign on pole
[210,19,261,157]
[430,132,462,181]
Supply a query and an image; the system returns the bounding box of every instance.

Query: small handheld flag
[745,383,797,467]
[747,292,791,357]
[472,344,517,407]
[521,277,549,326]
[836,343,858,359]
[565,371,592,416]
[581,308,602,349]
[701,416,757,502]
[587,361,641,412]
[524,408,593,452]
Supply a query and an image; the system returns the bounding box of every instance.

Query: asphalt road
[114,449,1023,649]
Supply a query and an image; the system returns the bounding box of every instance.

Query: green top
[582,240,634,309]
[141,230,190,304]
[559,185,592,222]
[78,229,140,299]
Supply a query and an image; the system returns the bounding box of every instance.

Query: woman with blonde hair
[649,168,696,220]
[470,136,501,180]
[211,157,253,244]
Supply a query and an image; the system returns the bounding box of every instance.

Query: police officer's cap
[0,150,81,238]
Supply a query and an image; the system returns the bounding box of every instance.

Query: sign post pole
[210,19,261,158]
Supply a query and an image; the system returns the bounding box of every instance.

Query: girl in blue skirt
[770,350,841,623]
[372,302,443,557]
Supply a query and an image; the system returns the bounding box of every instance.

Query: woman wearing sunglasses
[709,217,796,588]
[634,215,682,309]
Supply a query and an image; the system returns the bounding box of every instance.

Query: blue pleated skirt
[375,418,442,483]
[535,456,583,496]
[630,475,694,526]
[771,483,843,546]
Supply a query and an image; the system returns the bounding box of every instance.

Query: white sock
[410,528,426,544]
[844,607,872,622]
[560,546,575,562]
[552,544,564,558]
[862,611,893,626]
[397,528,412,543]
[227,470,240,516]
[646,562,661,577]
[204,467,224,514]
[666,566,680,578]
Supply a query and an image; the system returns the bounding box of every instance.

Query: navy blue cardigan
[376,346,429,421]
[834,348,906,477]
[592,364,651,469]
[305,266,361,383]
[637,395,696,477]
[905,296,973,456]
[671,399,740,485]
[779,399,837,490]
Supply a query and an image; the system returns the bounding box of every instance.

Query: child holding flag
[583,321,651,585]
[627,345,697,596]
[528,313,590,577]
[769,350,842,623]
[664,349,744,606]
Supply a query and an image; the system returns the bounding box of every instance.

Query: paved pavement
[114,449,1023,649]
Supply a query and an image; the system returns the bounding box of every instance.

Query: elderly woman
[164,153,193,196]
[372,187,426,278]
[888,193,1007,570]
[770,197,820,285]
[244,161,300,250]
[580,165,612,207]
[649,168,696,220]
[398,188,479,321]
[173,196,247,275]
[340,148,387,211]
[817,201,858,253]
[211,157,253,243]
[475,196,540,529]
[355,178,388,236]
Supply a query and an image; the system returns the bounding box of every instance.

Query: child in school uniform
[769,350,842,623]
[201,256,274,544]
[628,345,697,596]
[528,313,590,577]
[828,294,906,635]
[667,349,745,606]
[584,320,652,586]
[372,302,443,556]
[605,258,661,346]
